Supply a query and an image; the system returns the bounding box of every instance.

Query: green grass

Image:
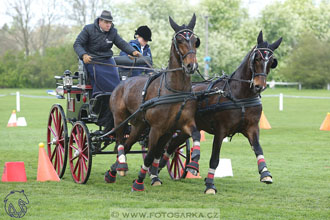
[0,88,330,220]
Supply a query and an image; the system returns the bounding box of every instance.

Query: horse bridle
[249,47,274,88]
[172,29,198,74]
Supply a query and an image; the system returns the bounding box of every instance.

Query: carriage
[46,56,191,184]
[47,12,280,193]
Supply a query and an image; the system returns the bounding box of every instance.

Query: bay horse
[159,31,282,194]
[105,14,202,191]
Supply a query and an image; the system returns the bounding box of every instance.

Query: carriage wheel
[167,139,191,180]
[68,121,92,184]
[47,104,68,178]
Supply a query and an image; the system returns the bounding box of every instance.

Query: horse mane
[229,45,256,78]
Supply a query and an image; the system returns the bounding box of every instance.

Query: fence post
[16,91,20,112]
[279,93,283,111]
[327,83,330,91]
[299,83,302,90]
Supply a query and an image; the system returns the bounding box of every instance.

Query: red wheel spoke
[174,157,178,178]
[69,143,78,151]
[178,156,184,169]
[80,159,86,180]
[57,147,63,172]
[48,125,57,137]
[81,152,88,161]
[178,152,186,158]
[72,132,79,146]
[70,155,79,162]
[51,112,59,133]
[54,149,58,169]
[77,160,81,180]
[50,146,57,161]
[73,158,79,174]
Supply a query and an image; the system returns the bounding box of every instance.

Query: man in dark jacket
[73,10,140,130]
[73,10,141,96]
[119,25,153,77]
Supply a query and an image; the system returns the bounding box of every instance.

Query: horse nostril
[187,63,192,69]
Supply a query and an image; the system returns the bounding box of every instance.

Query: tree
[7,0,34,56]
[280,33,330,88]
[31,0,58,55]
[66,0,104,26]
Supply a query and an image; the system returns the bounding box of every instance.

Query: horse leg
[159,132,189,170]
[247,129,273,184]
[204,133,223,194]
[132,128,164,191]
[105,108,129,182]
[149,133,173,186]
[185,126,201,176]
[124,123,147,154]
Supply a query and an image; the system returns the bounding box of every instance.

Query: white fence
[263,93,330,111]
[267,81,302,90]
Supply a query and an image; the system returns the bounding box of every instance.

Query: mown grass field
[0,88,330,220]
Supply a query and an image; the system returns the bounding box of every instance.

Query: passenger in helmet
[119,25,153,77]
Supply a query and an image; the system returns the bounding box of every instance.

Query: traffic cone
[7,110,17,127]
[37,143,60,182]
[259,111,271,129]
[1,162,27,182]
[320,113,330,131]
[17,117,27,126]
[200,130,206,142]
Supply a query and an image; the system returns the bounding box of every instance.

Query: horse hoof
[187,168,198,176]
[152,181,162,186]
[205,189,216,195]
[132,180,144,192]
[261,176,273,184]
[104,170,116,183]
[118,170,127,176]
[151,177,163,186]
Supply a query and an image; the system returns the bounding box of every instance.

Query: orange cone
[7,110,17,127]
[200,130,206,142]
[259,111,271,129]
[186,170,202,179]
[37,143,60,182]
[320,113,330,131]
[1,162,27,182]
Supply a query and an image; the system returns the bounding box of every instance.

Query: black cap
[98,10,113,22]
[135,25,152,41]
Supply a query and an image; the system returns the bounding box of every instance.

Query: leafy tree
[280,33,330,88]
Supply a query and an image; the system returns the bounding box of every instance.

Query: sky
[0,0,276,28]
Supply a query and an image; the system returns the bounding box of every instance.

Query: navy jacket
[119,39,153,76]
[74,19,136,62]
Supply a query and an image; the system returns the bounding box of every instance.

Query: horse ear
[187,13,196,30]
[257,30,263,45]
[169,16,180,33]
[270,37,283,50]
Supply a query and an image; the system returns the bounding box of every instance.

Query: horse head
[169,13,200,75]
[249,30,282,93]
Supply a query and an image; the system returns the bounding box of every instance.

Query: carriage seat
[114,56,152,78]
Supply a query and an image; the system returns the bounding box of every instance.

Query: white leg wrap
[142,164,149,171]
[118,154,126,163]
[257,155,265,160]
[193,141,200,146]
[208,168,216,174]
